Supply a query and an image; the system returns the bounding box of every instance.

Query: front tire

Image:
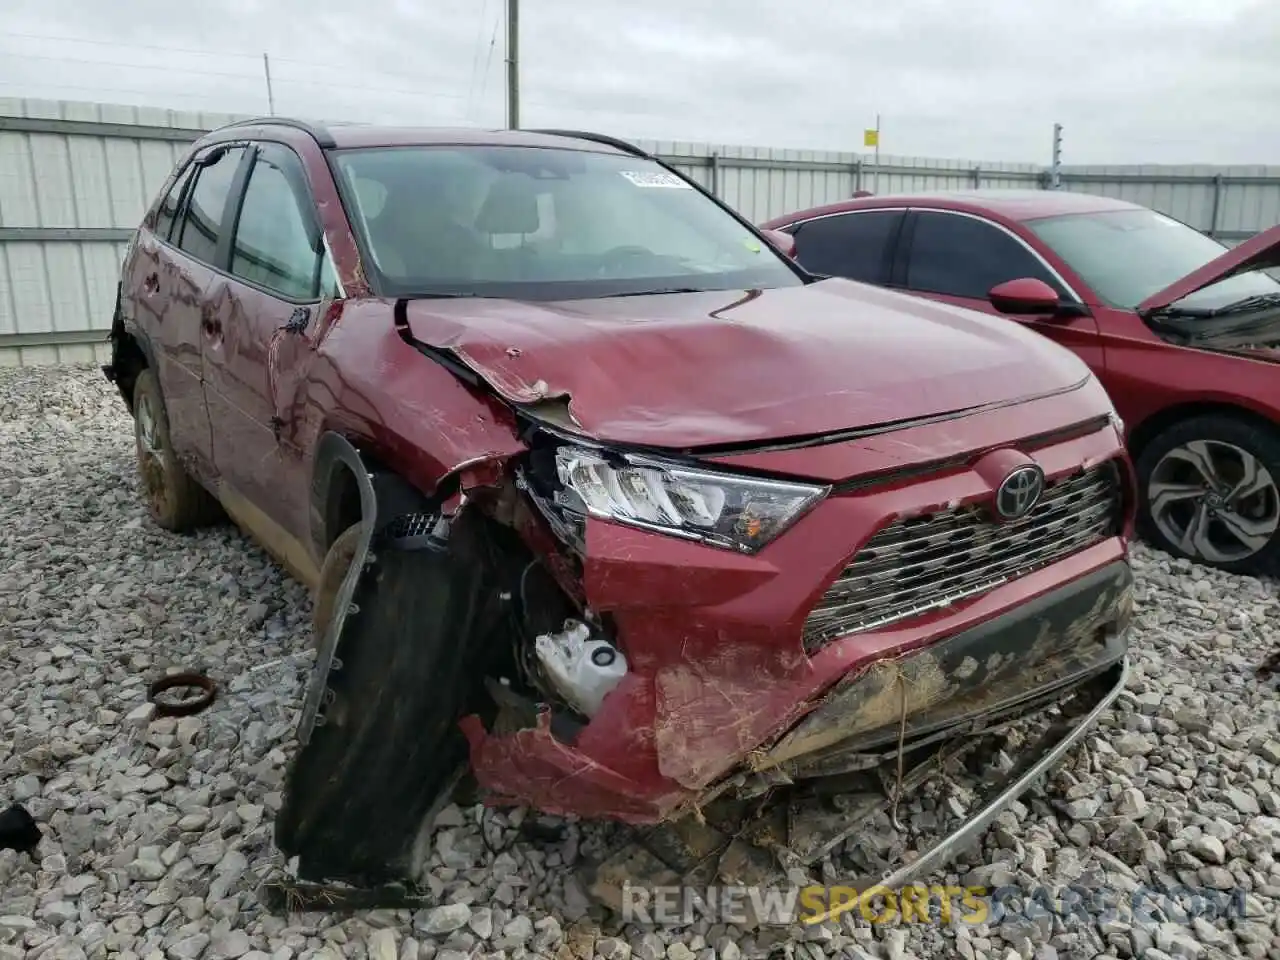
[132,368,221,532]
[1135,414,1280,575]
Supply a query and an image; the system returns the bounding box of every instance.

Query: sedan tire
[1136,413,1280,575]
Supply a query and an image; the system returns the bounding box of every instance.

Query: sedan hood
[1138,223,1280,314]
[402,279,1092,449]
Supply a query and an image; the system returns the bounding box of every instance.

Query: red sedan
[764,191,1280,575]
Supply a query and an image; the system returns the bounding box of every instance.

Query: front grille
[802,462,1123,653]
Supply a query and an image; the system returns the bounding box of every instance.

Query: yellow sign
[864,129,879,148]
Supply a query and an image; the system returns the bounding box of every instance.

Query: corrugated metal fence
[3,97,1280,366]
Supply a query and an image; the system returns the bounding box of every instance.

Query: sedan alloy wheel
[1147,437,1280,567]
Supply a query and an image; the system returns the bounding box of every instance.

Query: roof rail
[209,116,336,149]
[525,128,650,159]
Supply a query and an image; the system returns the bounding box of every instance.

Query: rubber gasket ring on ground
[148,672,217,717]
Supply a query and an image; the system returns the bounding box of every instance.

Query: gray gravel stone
[1063,797,1101,820]
[1190,834,1227,864]
[211,930,253,959]
[11,774,41,802]
[1114,731,1156,757]
[597,937,631,960]
[499,914,533,945]
[633,933,666,960]
[368,929,398,960]
[1256,740,1280,764]
[40,901,78,925]
[419,904,471,936]
[169,933,212,959]
[1226,787,1261,815]
[1116,787,1149,818]
[466,907,492,940]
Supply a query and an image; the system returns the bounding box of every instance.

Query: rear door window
[790,210,902,283]
[153,166,195,243]
[175,146,247,267]
[904,211,1064,299]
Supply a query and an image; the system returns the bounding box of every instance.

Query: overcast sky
[2,0,1276,166]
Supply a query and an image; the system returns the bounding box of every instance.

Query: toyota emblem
[995,465,1045,521]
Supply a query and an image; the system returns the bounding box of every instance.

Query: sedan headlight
[554,445,828,553]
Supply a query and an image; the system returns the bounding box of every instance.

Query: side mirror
[988,277,1061,316]
[761,229,797,259]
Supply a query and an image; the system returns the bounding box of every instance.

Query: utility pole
[864,114,882,194]
[263,53,276,117]
[873,113,881,194]
[1050,122,1063,189]
[505,0,519,129]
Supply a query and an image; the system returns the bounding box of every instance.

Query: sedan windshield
[1025,208,1280,312]
[330,144,802,300]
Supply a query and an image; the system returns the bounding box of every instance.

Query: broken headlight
[554,445,828,553]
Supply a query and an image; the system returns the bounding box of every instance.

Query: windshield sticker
[619,170,692,189]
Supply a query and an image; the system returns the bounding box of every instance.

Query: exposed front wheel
[132,368,221,532]
[1136,414,1280,575]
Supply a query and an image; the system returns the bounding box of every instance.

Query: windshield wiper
[1150,307,1280,345]
[1215,292,1280,315]
[1157,291,1280,319]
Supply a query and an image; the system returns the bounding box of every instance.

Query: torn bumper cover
[754,559,1132,781]
[585,559,1133,916]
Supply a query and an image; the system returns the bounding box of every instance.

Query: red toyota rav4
[105,119,1135,906]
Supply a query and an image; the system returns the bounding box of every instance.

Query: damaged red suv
[105,120,1136,906]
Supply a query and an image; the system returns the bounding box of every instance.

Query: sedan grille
[802,462,1123,653]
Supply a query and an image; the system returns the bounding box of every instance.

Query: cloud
[1,0,1276,165]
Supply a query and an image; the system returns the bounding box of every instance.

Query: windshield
[329,145,802,299]
[1025,208,1280,311]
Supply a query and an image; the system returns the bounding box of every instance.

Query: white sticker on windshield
[619,170,692,189]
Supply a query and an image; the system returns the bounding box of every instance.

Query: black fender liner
[298,432,381,747]
[102,281,158,413]
[278,433,510,888]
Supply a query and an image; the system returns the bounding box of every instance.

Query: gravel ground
[2,364,1279,960]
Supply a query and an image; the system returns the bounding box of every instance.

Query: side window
[905,212,1063,299]
[790,211,903,283]
[153,165,195,243]
[229,146,330,300]
[175,146,246,266]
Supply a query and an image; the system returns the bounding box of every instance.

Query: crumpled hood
[1138,222,1280,314]
[403,278,1092,449]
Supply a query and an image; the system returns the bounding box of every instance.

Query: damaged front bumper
[267,422,1134,911]
[585,560,1133,919]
